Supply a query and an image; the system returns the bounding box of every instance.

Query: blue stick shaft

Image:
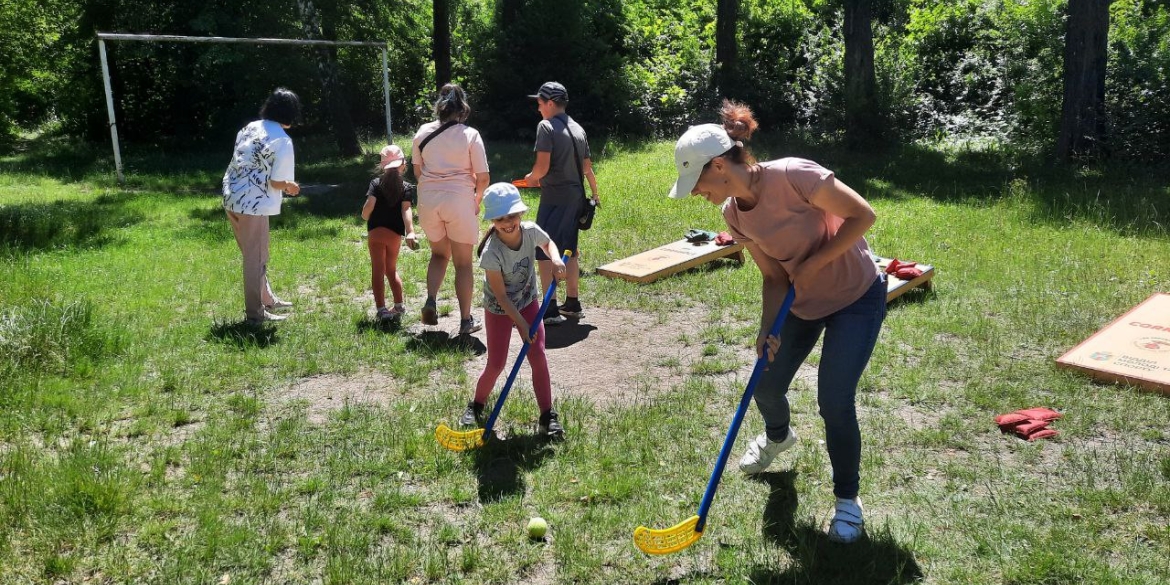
[695,287,796,532]
[482,251,571,434]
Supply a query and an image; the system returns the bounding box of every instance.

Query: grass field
[1,132,1168,584]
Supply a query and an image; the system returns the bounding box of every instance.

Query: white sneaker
[266,298,293,310]
[827,497,865,544]
[738,428,798,474]
[246,310,287,325]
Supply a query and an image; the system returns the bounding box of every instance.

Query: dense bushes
[3,0,1170,157]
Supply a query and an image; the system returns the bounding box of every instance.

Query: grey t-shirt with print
[480,222,552,315]
[534,114,590,206]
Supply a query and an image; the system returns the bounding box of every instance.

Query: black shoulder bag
[554,115,596,231]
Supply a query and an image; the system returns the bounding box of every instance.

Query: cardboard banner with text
[1056,293,1170,395]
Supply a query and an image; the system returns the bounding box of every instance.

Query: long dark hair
[476,226,497,258]
[372,164,405,206]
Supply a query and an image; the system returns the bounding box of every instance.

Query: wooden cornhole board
[1056,293,1170,395]
[596,238,745,283]
[873,256,936,302]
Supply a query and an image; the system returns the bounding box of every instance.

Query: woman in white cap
[461,183,567,437]
[361,144,418,322]
[669,100,886,544]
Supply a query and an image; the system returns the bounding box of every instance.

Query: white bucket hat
[668,124,736,199]
[482,182,529,221]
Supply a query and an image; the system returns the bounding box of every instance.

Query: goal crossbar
[96,31,392,183]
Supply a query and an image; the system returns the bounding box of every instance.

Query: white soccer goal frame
[96,32,392,183]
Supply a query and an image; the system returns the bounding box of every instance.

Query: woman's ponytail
[718,99,759,165]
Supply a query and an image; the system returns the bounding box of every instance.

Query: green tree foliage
[3,0,1170,157]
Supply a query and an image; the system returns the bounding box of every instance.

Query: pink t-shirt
[412,121,490,198]
[723,158,879,320]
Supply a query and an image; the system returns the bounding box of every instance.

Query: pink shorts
[417,190,479,245]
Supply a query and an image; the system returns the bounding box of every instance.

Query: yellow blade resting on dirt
[633,515,702,555]
[434,423,485,452]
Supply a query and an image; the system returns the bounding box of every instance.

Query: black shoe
[559,299,583,318]
[538,409,564,437]
[460,401,485,427]
[421,298,438,326]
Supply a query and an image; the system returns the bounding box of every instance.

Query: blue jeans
[753,275,886,499]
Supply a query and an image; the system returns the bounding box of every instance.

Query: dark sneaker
[460,401,485,427]
[559,299,583,318]
[375,307,392,321]
[458,316,482,335]
[421,298,438,326]
[538,409,564,437]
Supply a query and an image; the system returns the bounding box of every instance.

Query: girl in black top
[361,145,418,321]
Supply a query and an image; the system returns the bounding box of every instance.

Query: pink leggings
[474,301,552,411]
[368,227,403,308]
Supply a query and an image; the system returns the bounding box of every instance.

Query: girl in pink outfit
[361,145,418,322]
[459,183,567,437]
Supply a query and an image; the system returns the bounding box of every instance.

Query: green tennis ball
[526,517,548,539]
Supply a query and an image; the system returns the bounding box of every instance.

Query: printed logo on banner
[1133,337,1170,352]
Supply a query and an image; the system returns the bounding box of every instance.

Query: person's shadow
[207,319,279,349]
[405,330,487,356]
[470,429,557,502]
[543,320,597,349]
[355,315,404,334]
[748,471,923,584]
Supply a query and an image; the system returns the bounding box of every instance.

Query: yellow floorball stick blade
[434,424,485,452]
[633,515,703,555]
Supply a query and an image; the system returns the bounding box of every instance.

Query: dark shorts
[535,200,582,260]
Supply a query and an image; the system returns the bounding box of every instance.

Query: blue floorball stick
[435,250,572,451]
[634,287,796,554]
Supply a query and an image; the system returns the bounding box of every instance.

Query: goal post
[96,32,392,184]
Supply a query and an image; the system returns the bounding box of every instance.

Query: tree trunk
[843,0,879,148]
[295,0,361,157]
[433,0,451,90]
[715,0,740,96]
[1058,0,1110,161]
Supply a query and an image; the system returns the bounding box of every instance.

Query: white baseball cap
[668,124,736,199]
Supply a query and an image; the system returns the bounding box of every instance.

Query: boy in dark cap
[524,82,600,324]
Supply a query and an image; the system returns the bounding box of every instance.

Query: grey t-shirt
[480,222,552,315]
[534,114,591,206]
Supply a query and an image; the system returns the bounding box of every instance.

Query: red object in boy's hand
[513,178,537,188]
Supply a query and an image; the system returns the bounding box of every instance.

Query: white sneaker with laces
[266,298,293,310]
[827,497,865,544]
[246,310,287,325]
[738,428,798,474]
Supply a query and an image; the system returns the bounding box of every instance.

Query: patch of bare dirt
[274,305,791,424]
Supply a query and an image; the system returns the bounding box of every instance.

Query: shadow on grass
[747,471,923,585]
[471,431,557,502]
[207,320,280,349]
[406,330,487,357]
[355,315,404,334]
[544,321,598,349]
[0,195,144,253]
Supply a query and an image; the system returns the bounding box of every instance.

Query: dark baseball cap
[528,82,568,101]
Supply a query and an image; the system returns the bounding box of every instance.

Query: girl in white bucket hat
[458,183,568,437]
[670,100,887,544]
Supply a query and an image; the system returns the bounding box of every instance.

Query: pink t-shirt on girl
[412,121,490,198]
[722,157,879,320]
